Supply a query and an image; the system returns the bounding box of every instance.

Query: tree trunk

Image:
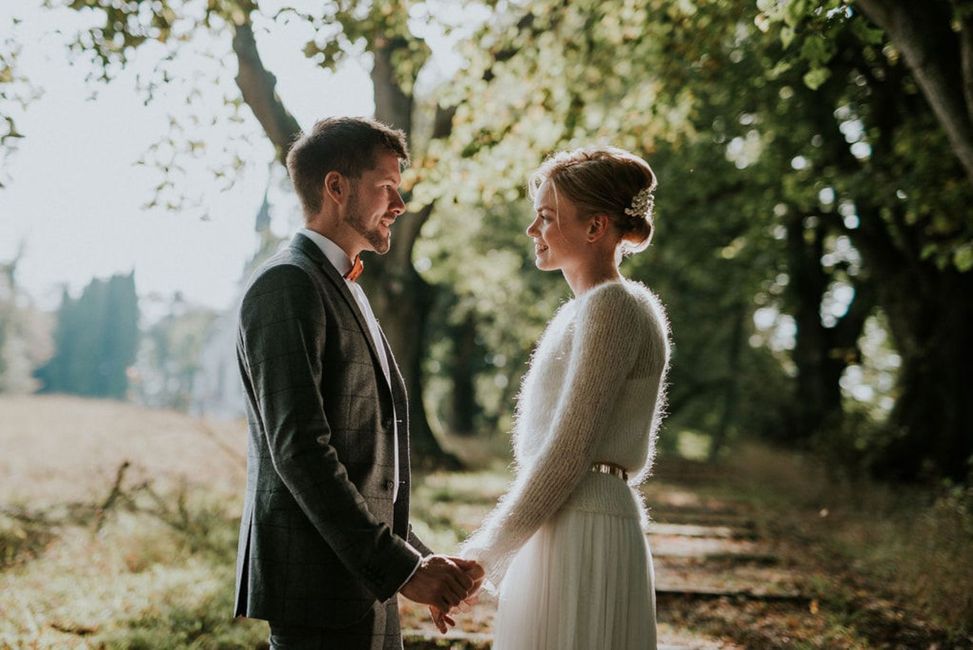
[856,0,973,185]
[785,213,848,441]
[230,19,453,464]
[866,256,973,481]
[231,22,300,164]
[828,39,973,480]
[709,303,745,462]
[366,42,455,465]
[448,313,479,437]
[848,175,973,481]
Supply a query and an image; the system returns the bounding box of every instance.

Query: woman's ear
[323,171,347,205]
[587,214,610,242]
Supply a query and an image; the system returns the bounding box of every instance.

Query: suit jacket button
[384,479,394,491]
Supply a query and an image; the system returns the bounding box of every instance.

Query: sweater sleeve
[460,284,642,588]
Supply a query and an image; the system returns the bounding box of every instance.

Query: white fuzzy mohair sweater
[462,279,671,588]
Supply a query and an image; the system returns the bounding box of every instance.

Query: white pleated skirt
[492,474,657,650]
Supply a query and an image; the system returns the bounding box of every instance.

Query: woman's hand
[429,604,456,634]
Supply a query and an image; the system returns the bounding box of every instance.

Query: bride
[444,146,670,649]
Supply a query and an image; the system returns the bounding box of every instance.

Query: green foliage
[0,514,55,569]
[416,199,567,435]
[294,0,433,94]
[94,584,266,650]
[416,0,806,443]
[757,0,973,269]
[37,0,973,478]
[35,272,140,398]
[417,0,973,479]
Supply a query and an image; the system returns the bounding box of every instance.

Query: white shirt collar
[299,228,354,278]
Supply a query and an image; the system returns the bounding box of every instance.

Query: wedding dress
[461,280,670,650]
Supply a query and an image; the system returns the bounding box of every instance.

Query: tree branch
[370,37,413,133]
[231,20,301,164]
[960,9,973,125]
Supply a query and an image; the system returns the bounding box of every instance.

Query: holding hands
[401,555,484,633]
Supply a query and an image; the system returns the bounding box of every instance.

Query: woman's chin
[534,258,556,271]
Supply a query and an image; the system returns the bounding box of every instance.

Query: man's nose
[390,191,406,216]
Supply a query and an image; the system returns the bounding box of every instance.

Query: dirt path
[400,457,783,648]
[400,456,958,649]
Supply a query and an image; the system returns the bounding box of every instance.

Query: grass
[3,396,971,648]
[0,395,265,649]
[0,395,506,649]
[712,443,973,643]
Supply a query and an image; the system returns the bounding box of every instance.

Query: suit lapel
[290,234,387,384]
[380,329,408,414]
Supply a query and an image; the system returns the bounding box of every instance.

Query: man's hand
[425,557,485,634]
[400,555,475,611]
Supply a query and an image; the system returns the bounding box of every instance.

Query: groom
[234,116,480,649]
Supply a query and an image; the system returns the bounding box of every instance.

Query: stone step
[402,629,491,649]
[649,533,766,559]
[657,585,808,603]
[651,511,758,529]
[402,631,736,650]
[648,522,756,540]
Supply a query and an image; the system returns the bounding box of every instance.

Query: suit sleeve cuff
[392,547,424,597]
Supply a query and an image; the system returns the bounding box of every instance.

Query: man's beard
[346,189,391,254]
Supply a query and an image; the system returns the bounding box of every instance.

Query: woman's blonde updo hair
[528,146,658,254]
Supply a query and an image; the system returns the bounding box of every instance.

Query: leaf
[803,67,830,90]
[800,35,831,65]
[954,243,973,272]
[783,0,808,28]
[754,13,771,33]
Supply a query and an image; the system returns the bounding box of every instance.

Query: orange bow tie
[344,255,364,282]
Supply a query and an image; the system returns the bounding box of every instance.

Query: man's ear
[587,214,609,242]
[323,171,347,205]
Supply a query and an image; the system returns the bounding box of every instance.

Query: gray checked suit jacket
[234,233,432,628]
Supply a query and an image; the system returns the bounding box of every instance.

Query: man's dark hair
[286,116,409,216]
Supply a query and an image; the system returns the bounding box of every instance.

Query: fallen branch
[93,460,131,532]
[49,621,98,636]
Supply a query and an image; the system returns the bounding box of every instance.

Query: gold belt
[591,461,628,481]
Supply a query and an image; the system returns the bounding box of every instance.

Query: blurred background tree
[34,272,139,399]
[133,292,217,410]
[756,0,973,479]
[0,247,53,394]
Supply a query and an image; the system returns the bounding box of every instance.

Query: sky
[0,2,469,315]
